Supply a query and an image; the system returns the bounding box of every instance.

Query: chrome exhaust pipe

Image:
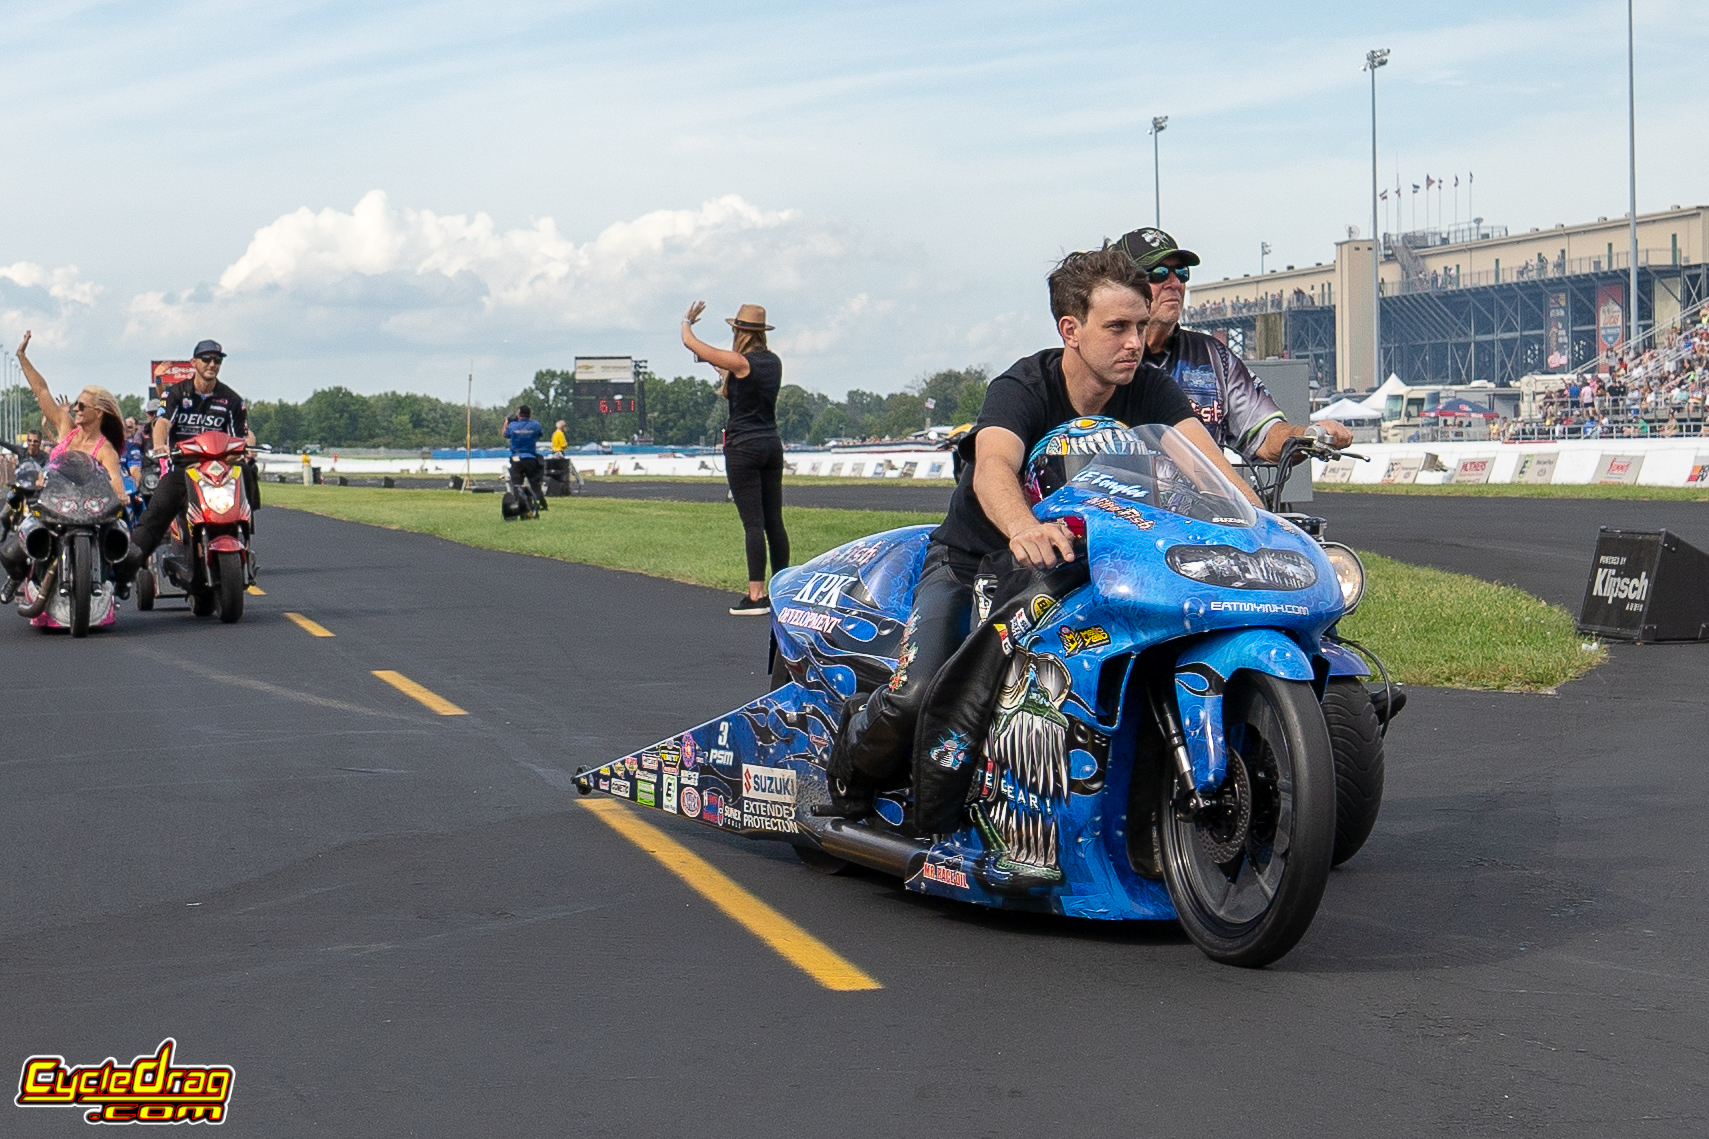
[18,562,58,618]
[811,818,930,879]
[21,519,52,562]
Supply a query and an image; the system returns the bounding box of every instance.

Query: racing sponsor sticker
[1208,600,1309,616]
[742,764,797,803]
[919,860,970,890]
[779,606,841,633]
[662,773,678,813]
[679,786,702,819]
[1058,624,1112,655]
[610,776,632,798]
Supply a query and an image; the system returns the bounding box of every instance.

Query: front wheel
[1159,671,1335,968]
[69,533,92,637]
[216,552,245,623]
[135,567,155,611]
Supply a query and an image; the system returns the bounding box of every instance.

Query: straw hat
[725,303,774,331]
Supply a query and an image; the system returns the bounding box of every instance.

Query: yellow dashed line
[283,612,334,637]
[580,797,881,992]
[246,585,266,595]
[371,670,467,716]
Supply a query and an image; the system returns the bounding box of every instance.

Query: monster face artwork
[975,648,1072,886]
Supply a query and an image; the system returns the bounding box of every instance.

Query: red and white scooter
[134,431,253,623]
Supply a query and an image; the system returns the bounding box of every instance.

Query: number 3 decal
[717,722,729,746]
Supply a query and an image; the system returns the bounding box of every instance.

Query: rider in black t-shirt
[122,340,256,575]
[824,249,1261,815]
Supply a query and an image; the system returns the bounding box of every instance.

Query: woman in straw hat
[682,301,790,616]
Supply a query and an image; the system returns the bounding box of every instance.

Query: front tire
[69,533,92,638]
[1322,678,1385,866]
[1159,671,1335,968]
[135,567,155,611]
[216,552,244,623]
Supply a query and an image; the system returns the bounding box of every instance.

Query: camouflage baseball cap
[1113,227,1200,270]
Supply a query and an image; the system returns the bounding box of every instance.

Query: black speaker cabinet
[1577,528,1709,643]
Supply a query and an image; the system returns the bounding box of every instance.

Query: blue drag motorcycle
[576,421,1399,967]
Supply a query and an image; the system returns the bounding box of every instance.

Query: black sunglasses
[1147,265,1191,284]
[196,353,224,363]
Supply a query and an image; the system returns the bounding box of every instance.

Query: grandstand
[1183,205,1709,392]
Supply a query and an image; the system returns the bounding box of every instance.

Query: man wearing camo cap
[1113,227,1350,461]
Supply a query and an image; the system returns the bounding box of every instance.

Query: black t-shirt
[725,351,782,446]
[160,379,248,446]
[931,348,1194,563]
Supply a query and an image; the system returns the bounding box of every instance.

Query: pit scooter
[135,431,252,623]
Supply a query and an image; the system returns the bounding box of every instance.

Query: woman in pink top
[14,331,128,499]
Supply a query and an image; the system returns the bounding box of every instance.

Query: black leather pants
[829,542,974,786]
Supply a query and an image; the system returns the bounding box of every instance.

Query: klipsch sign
[1578,529,1709,643]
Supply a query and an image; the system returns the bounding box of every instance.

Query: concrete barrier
[1312,438,1709,487]
[259,448,955,481]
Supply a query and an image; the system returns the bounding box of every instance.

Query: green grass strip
[1317,481,1709,501]
[267,483,937,593]
[268,483,1602,691]
[1340,552,1602,691]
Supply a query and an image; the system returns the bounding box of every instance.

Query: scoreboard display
[573,356,638,415]
[573,381,637,415]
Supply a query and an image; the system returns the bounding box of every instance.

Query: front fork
[1147,664,1229,813]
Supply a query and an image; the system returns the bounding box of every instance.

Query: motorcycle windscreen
[38,451,121,524]
[1056,423,1257,527]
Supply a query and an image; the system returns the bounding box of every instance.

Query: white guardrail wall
[257,449,956,481]
[1311,439,1709,487]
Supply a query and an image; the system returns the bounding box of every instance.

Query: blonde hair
[732,327,768,356]
[77,386,127,455]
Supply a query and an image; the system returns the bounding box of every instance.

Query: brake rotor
[1195,750,1253,866]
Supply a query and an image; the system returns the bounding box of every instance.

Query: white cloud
[120,191,1017,399]
[0,262,101,354]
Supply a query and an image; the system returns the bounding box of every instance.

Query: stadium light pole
[1365,48,1390,391]
[1626,0,1639,346]
[1149,116,1168,227]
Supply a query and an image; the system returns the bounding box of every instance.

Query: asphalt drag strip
[2,502,1706,1136]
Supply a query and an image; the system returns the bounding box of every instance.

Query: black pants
[0,532,25,581]
[510,456,544,501]
[724,435,789,584]
[830,543,974,786]
[131,469,188,557]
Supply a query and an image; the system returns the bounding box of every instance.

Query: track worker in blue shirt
[504,405,547,509]
[1112,227,1352,461]
[822,247,1260,817]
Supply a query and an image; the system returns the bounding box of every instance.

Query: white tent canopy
[1359,374,1409,412]
[1312,397,1382,422]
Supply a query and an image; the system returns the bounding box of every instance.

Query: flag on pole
[1380,190,1388,201]
[1426,175,1434,189]
[1468,171,1474,183]
[924,398,936,410]
[1412,184,1420,193]
[1454,175,1460,187]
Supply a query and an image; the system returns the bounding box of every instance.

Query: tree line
[246,366,990,450]
[7,365,993,450]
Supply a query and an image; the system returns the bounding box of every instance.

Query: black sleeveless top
[725,351,782,446]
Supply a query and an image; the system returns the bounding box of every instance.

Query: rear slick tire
[1322,677,1385,866]
[69,533,92,638]
[216,552,244,623]
[1159,671,1335,968]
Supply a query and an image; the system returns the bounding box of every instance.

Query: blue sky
[2,0,1703,405]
